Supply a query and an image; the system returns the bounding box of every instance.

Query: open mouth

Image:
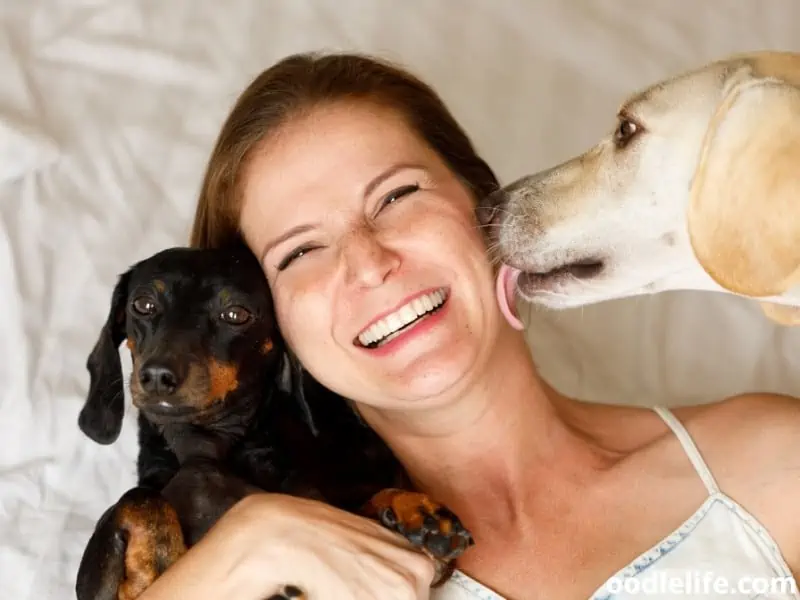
[355,288,450,349]
[496,258,605,327]
[519,258,605,288]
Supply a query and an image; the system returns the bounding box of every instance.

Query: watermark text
[602,571,798,596]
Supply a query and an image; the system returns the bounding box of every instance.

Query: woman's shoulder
[564,394,798,455]
[673,391,800,444]
[669,392,800,473]
[679,392,800,572]
[570,392,800,451]
[598,393,800,492]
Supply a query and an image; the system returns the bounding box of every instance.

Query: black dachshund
[75,244,472,600]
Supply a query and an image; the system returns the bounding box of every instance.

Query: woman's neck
[358,330,619,530]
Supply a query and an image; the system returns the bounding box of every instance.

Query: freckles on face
[239,101,499,405]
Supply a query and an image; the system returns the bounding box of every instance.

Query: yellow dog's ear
[759,302,800,325]
[687,74,800,298]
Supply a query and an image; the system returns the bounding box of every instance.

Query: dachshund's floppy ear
[687,68,800,308]
[78,270,131,444]
[286,350,319,437]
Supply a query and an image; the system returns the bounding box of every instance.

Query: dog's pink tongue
[496,263,525,331]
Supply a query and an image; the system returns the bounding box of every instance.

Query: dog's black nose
[139,362,180,396]
[477,189,508,227]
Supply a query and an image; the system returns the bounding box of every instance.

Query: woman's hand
[139,493,439,600]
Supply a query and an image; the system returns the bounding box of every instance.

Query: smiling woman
[238,100,502,407]
[135,51,800,600]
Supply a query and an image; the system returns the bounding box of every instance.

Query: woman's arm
[139,493,438,600]
[136,501,263,599]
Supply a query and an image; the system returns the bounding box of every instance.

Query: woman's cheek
[272,289,298,341]
[276,289,324,353]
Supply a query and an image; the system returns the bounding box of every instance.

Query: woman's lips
[496,263,525,331]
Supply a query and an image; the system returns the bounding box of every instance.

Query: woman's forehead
[241,103,440,227]
[253,102,429,179]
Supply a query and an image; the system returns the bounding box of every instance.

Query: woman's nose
[341,229,400,288]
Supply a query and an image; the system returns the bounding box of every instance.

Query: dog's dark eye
[613,116,641,149]
[131,296,156,316]
[220,306,252,325]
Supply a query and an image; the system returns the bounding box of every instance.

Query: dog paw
[115,487,187,600]
[366,488,474,564]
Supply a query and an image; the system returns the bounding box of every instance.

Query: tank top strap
[652,406,720,495]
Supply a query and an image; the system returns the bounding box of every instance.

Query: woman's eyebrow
[259,223,316,262]
[362,162,426,199]
[258,164,427,261]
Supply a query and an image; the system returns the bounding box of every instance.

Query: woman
[140,52,800,599]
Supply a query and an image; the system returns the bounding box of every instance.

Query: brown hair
[189,51,500,249]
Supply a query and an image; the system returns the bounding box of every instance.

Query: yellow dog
[483,51,800,326]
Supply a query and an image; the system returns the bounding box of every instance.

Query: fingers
[370,553,435,600]
[406,553,438,596]
[324,501,441,594]
[214,492,440,599]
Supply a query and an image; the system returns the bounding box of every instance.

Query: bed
[2,1,800,597]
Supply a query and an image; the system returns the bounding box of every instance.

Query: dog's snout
[140,361,183,396]
[477,189,509,227]
[478,176,543,227]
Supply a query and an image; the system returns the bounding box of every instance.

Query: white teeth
[358,289,447,347]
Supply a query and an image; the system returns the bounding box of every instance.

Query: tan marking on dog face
[130,360,143,401]
[126,339,139,374]
[261,339,273,354]
[153,280,166,293]
[208,359,239,401]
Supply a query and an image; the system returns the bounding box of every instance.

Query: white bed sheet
[2,1,800,597]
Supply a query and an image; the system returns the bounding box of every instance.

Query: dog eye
[219,306,252,325]
[613,116,641,148]
[131,296,157,316]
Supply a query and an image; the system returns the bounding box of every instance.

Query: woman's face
[240,101,506,409]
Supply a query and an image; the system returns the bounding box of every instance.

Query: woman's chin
[348,302,492,409]
[379,351,477,408]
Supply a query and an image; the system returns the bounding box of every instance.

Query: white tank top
[433,406,799,599]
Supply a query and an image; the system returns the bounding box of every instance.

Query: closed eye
[277,244,321,271]
[375,183,420,215]
[277,184,420,271]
